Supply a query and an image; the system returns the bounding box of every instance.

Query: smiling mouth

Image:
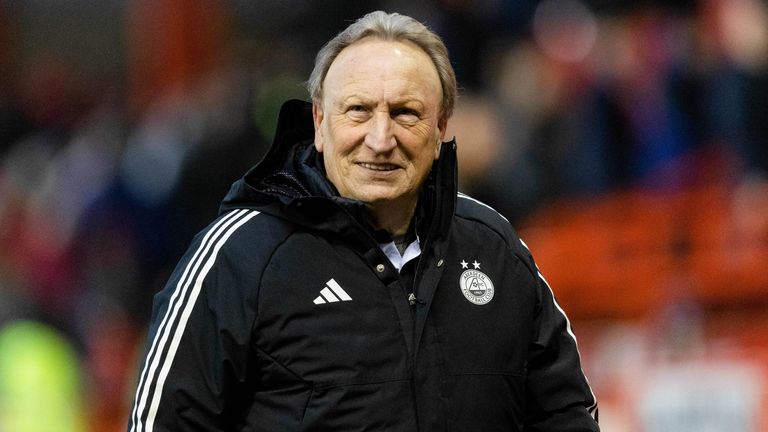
[357,162,399,171]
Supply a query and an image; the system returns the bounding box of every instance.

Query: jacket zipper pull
[408,293,425,306]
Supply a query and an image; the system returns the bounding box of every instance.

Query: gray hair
[307,11,457,120]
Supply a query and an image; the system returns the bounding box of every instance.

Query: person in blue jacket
[128,10,599,431]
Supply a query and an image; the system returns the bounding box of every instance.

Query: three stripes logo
[313,278,352,304]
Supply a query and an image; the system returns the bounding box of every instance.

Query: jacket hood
[220,99,457,237]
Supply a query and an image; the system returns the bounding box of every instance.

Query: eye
[392,108,420,123]
[346,104,370,121]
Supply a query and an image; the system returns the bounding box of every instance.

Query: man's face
[313,38,446,207]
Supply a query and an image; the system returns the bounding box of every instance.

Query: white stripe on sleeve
[130,209,259,431]
[519,238,598,418]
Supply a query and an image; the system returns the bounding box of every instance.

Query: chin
[357,189,414,206]
[355,195,395,205]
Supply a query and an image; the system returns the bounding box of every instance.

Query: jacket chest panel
[429,222,537,376]
[254,233,410,386]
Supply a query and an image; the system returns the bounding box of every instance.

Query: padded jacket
[128,100,599,431]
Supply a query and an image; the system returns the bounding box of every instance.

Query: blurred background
[1,0,767,430]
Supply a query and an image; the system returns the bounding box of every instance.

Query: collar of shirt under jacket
[378,235,421,272]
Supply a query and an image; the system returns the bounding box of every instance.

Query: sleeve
[520,239,600,432]
[127,209,260,431]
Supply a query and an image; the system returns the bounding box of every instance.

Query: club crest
[459,267,495,305]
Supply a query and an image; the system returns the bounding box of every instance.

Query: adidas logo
[313,278,352,304]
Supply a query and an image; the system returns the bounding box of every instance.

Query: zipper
[410,368,421,430]
[407,284,425,429]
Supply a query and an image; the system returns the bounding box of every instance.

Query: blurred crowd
[1,0,767,430]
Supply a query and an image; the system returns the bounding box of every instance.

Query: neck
[365,197,417,237]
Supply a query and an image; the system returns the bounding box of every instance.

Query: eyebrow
[393,99,425,110]
[335,95,427,110]
[336,95,373,107]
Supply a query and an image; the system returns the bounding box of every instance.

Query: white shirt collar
[378,235,421,272]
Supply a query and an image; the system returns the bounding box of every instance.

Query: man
[128,11,599,431]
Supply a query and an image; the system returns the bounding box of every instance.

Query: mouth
[357,162,400,172]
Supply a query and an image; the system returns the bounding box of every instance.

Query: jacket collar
[219,99,457,241]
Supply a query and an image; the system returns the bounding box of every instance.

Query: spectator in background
[0,320,86,432]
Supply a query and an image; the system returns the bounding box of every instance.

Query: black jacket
[128,100,599,431]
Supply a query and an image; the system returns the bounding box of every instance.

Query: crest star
[460,260,469,269]
[472,260,481,269]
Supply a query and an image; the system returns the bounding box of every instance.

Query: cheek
[330,131,363,157]
[413,144,439,174]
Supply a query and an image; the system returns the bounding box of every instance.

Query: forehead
[323,38,442,102]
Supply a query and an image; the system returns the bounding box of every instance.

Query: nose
[364,111,396,154]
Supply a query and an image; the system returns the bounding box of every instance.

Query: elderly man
[128,11,599,431]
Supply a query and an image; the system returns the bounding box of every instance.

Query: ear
[434,116,448,159]
[312,102,324,152]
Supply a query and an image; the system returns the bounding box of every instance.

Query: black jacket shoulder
[455,192,536,277]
